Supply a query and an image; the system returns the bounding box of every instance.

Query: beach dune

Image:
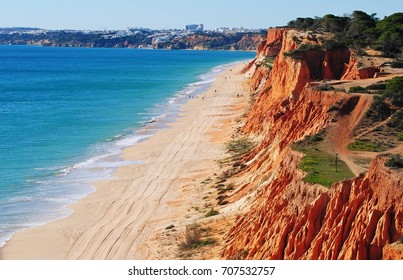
[1,62,249,260]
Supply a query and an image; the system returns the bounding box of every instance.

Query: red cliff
[223,156,402,260]
[262,28,288,57]
[220,29,403,260]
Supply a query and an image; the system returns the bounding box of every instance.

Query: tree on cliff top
[375,12,403,56]
[384,76,403,107]
[286,11,403,56]
[346,11,378,48]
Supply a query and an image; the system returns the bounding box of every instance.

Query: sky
[0,0,402,30]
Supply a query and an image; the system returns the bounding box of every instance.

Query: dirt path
[323,93,373,176]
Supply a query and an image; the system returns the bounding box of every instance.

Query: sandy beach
[1,62,250,260]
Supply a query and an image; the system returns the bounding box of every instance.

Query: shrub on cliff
[365,96,392,121]
[205,208,219,217]
[314,84,336,91]
[365,83,386,91]
[385,154,403,168]
[391,61,403,68]
[349,86,367,93]
[178,224,215,251]
[384,76,403,107]
[387,110,403,131]
[298,43,322,51]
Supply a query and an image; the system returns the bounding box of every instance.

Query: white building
[185,24,204,32]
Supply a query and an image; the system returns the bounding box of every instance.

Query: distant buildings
[215,27,264,33]
[185,24,204,32]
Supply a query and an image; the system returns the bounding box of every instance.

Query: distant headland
[0,26,266,50]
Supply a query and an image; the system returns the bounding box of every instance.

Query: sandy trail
[323,93,373,176]
[1,62,249,260]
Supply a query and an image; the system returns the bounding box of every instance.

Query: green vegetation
[287,11,403,56]
[375,13,403,55]
[365,83,386,91]
[361,77,403,134]
[201,177,213,185]
[365,96,392,122]
[387,110,403,131]
[293,131,354,188]
[284,49,304,59]
[261,56,275,68]
[298,149,354,187]
[179,224,215,250]
[361,76,403,133]
[384,76,403,107]
[284,42,328,59]
[349,86,367,93]
[313,84,336,91]
[391,61,403,68]
[348,139,387,152]
[205,208,219,217]
[225,137,256,161]
[385,154,403,168]
[298,43,322,51]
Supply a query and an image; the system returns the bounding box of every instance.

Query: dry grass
[178,224,215,252]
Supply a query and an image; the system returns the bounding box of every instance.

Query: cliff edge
[219,28,403,260]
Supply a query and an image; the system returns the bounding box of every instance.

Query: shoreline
[1,61,251,260]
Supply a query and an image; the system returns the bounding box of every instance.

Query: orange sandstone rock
[341,57,380,80]
[220,30,402,260]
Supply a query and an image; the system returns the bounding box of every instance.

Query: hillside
[220,26,403,260]
[169,18,403,260]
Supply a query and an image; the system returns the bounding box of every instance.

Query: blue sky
[1,0,402,30]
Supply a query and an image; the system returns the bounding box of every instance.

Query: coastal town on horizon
[0,24,265,35]
[0,24,266,50]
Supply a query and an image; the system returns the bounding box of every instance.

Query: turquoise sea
[0,45,254,246]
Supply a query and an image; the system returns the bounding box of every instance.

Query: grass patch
[297,148,355,187]
[226,137,256,159]
[293,130,354,187]
[348,140,387,152]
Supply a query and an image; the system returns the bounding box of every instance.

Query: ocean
[0,45,254,246]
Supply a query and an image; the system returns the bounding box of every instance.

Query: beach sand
[1,62,250,260]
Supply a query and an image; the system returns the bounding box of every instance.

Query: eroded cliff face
[341,57,380,80]
[257,28,288,58]
[221,28,403,260]
[223,155,402,259]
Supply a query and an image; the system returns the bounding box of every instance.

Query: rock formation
[341,57,380,80]
[220,28,403,260]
